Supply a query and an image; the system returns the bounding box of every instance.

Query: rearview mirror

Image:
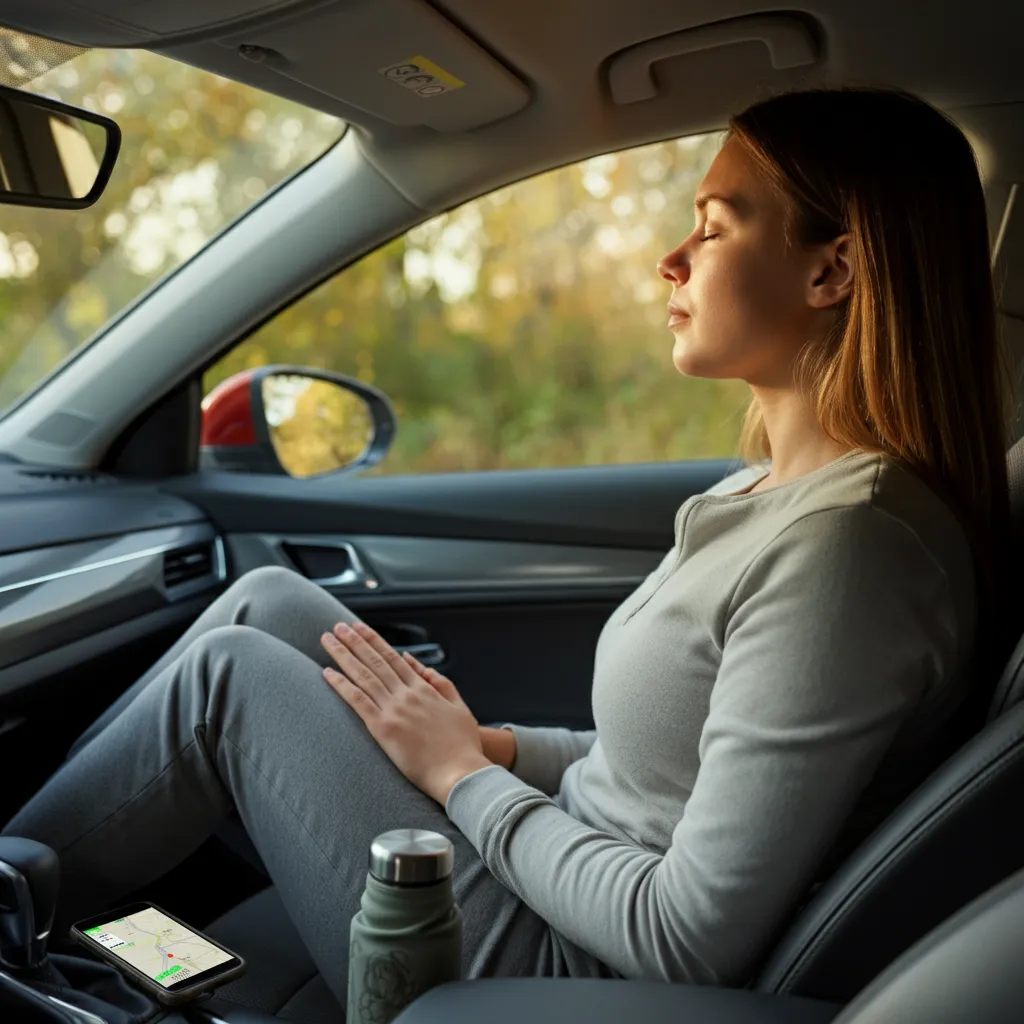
[200,365,397,478]
[0,83,120,210]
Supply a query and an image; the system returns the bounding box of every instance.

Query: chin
[671,334,719,379]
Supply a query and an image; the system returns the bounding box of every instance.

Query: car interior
[1,0,1024,1022]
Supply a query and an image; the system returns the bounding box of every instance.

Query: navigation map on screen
[84,907,232,988]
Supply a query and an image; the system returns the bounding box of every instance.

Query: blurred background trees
[0,42,751,475]
[0,44,342,410]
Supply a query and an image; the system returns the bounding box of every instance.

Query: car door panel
[162,459,733,727]
[223,530,669,729]
[351,598,621,729]
[229,532,663,598]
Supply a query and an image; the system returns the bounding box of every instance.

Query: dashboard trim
[0,536,226,597]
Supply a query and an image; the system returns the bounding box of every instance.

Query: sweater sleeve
[496,724,597,795]
[445,505,965,984]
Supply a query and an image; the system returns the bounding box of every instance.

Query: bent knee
[233,564,309,596]
[230,564,358,628]
[232,565,322,618]
[185,625,297,696]
[188,623,268,661]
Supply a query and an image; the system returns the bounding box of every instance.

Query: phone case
[70,902,247,1007]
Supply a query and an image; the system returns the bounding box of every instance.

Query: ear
[807,234,853,309]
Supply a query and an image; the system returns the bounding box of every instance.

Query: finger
[402,653,465,707]
[329,624,407,694]
[322,666,380,722]
[402,651,433,681]
[322,632,394,705]
[347,622,423,689]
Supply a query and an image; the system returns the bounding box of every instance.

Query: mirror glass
[262,373,375,478]
[0,92,112,204]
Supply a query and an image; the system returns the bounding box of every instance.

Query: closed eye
[699,233,720,243]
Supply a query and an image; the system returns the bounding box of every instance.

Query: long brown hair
[730,88,1011,681]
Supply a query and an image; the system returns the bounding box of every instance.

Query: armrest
[394,979,841,1024]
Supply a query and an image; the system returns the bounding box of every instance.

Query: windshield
[0,34,345,417]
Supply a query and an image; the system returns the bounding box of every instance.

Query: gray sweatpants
[2,567,606,1007]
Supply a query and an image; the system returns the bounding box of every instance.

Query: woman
[3,87,1009,996]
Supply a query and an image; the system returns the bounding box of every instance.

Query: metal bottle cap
[368,829,454,886]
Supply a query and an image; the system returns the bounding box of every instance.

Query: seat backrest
[834,865,1024,1023]
[755,696,1024,1002]
[755,436,1024,1003]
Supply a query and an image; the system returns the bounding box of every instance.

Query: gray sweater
[445,450,976,986]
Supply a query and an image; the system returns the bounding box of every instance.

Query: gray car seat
[205,436,1024,1021]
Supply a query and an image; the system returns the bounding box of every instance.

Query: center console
[0,836,843,1024]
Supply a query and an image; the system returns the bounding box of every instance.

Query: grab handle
[608,14,819,105]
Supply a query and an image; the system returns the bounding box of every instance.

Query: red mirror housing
[200,370,258,447]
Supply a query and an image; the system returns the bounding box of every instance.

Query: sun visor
[0,0,529,132]
[210,0,530,132]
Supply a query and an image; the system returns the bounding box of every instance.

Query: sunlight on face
[656,137,818,389]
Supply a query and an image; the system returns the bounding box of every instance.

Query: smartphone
[70,901,245,1006]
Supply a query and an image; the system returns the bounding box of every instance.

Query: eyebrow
[694,192,740,214]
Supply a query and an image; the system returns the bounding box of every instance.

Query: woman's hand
[401,657,518,772]
[320,622,492,805]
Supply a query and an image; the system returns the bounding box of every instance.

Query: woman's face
[658,137,827,388]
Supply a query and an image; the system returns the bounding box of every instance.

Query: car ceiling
[1,0,1023,209]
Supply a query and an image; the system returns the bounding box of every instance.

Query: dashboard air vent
[18,470,108,484]
[163,543,215,588]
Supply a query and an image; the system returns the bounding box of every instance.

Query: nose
[657,243,690,285]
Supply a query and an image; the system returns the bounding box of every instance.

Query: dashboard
[0,458,226,699]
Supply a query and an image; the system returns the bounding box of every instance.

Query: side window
[203,133,751,475]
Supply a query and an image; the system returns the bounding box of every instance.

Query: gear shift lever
[0,837,59,970]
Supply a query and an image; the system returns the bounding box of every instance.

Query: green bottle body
[347,870,462,1024]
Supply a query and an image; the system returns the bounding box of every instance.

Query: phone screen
[81,906,233,989]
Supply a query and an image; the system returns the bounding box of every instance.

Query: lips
[667,303,691,329]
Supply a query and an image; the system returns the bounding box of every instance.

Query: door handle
[395,642,446,668]
[281,541,369,589]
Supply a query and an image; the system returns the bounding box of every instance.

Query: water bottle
[347,829,462,1024]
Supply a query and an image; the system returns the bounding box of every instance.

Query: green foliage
[208,136,752,473]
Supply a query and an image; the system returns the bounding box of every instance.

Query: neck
[752,385,853,485]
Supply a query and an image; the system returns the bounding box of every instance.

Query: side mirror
[200,365,397,478]
[0,84,120,209]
